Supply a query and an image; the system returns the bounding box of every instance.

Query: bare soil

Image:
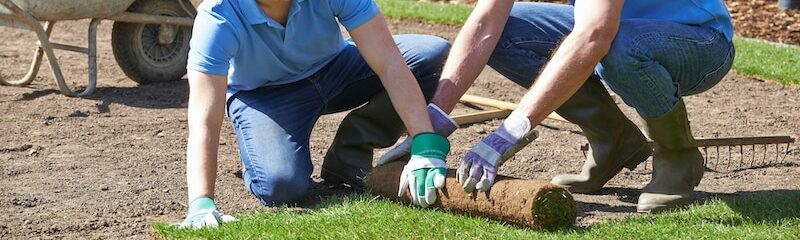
[0,18,798,239]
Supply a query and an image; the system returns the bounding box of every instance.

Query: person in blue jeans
[381,0,735,213]
[180,0,454,228]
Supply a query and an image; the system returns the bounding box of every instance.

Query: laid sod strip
[153,191,800,239]
[376,0,800,85]
[732,38,800,85]
[375,0,472,25]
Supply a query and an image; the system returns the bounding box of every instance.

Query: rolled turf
[365,161,577,230]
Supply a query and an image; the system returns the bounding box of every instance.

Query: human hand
[180,196,236,229]
[397,132,450,207]
[457,112,537,193]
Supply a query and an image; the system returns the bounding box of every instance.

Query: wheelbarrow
[0,0,195,96]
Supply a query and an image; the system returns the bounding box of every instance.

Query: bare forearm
[186,127,221,201]
[380,61,434,136]
[185,71,228,202]
[515,33,610,125]
[350,14,433,136]
[515,0,623,127]
[431,0,514,113]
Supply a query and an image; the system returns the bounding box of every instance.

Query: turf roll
[365,161,577,230]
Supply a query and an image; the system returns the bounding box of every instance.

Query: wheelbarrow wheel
[112,0,192,84]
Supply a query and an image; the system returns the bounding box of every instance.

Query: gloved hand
[180,196,236,229]
[378,103,457,166]
[458,112,537,193]
[398,132,450,207]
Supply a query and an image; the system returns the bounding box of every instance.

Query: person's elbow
[571,25,617,60]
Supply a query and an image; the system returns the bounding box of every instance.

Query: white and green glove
[180,196,235,229]
[378,104,457,166]
[397,132,450,208]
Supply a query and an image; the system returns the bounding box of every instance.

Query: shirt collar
[239,0,305,25]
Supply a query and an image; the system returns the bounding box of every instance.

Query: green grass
[153,191,800,239]
[376,0,800,85]
[732,38,800,85]
[375,0,473,25]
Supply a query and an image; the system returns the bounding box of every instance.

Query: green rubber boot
[321,91,405,190]
[550,78,653,193]
[638,100,704,213]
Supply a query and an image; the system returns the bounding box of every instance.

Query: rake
[455,94,796,171]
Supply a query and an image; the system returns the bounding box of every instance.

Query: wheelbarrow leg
[84,18,100,96]
[0,21,52,86]
[29,18,100,96]
[0,0,97,96]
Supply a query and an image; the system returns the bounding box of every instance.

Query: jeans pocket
[685,44,735,96]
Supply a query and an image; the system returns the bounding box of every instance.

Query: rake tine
[762,144,767,166]
[739,145,744,169]
[727,145,732,169]
[774,143,780,164]
[715,146,720,169]
[781,143,791,163]
[703,147,708,167]
[751,144,755,168]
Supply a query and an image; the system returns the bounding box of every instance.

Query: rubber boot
[550,78,653,193]
[637,100,704,213]
[321,91,405,191]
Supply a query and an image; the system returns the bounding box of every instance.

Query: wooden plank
[459,94,569,123]
[451,109,511,125]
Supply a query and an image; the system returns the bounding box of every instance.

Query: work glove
[398,132,450,207]
[458,112,537,193]
[179,196,236,229]
[378,103,457,166]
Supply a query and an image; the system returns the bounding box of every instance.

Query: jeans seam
[230,108,269,199]
[501,37,558,49]
[687,38,734,95]
[632,28,718,46]
[629,40,675,116]
[307,72,329,112]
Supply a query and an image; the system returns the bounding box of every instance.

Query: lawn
[153,191,800,239]
[153,1,800,239]
[375,0,800,85]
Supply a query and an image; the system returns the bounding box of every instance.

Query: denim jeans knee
[247,171,312,206]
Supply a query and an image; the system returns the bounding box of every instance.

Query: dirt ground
[1,17,799,240]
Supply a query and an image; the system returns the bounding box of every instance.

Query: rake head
[580,136,796,172]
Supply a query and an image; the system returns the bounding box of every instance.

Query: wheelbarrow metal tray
[0,0,135,21]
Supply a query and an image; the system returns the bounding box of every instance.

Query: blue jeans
[226,34,449,206]
[488,3,735,118]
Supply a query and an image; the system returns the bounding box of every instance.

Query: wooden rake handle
[452,94,569,125]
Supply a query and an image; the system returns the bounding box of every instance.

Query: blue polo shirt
[572,0,734,41]
[187,0,379,96]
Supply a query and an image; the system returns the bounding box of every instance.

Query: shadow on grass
[715,189,800,224]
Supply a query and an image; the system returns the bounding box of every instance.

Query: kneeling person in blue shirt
[180,0,454,228]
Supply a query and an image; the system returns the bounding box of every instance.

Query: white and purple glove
[377,103,458,166]
[457,112,538,193]
[179,196,236,229]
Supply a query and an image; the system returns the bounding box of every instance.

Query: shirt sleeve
[186,5,239,76]
[329,0,380,31]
